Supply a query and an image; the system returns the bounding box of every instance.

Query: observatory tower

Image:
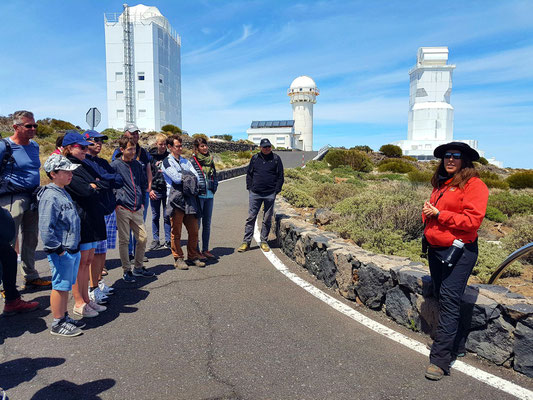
[288,76,319,151]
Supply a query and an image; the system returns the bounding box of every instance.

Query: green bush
[281,185,317,208]
[304,160,328,170]
[161,124,182,134]
[402,156,418,162]
[377,160,415,173]
[324,149,346,168]
[100,128,122,140]
[47,118,76,131]
[192,133,209,141]
[473,240,523,283]
[483,178,509,190]
[478,157,489,165]
[379,144,402,158]
[212,134,233,141]
[311,183,360,207]
[325,149,373,172]
[485,206,507,223]
[488,192,533,216]
[236,150,252,159]
[351,145,373,153]
[507,171,533,189]
[502,215,533,264]
[330,165,357,178]
[36,124,54,138]
[407,170,433,184]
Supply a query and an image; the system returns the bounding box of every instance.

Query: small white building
[104,4,182,132]
[246,120,295,149]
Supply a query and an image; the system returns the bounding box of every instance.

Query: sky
[0,1,532,168]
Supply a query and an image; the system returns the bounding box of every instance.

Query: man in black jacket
[238,139,284,252]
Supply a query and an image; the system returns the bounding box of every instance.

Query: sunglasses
[89,138,105,144]
[72,144,88,150]
[18,123,38,129]
[444,152,462,160]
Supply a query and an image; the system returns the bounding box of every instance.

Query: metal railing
[313,144,331,161]
[488,242,533,284]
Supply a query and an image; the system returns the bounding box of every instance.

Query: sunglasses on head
[72,144,88,150]
[18,123,38,129]
[444,152,462,160]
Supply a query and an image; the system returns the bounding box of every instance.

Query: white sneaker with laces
[98,280,114,295]
[89,287,108,304]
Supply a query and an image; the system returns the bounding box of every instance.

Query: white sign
[86,107,101,129]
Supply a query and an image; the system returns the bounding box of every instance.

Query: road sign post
[86,107,101,130]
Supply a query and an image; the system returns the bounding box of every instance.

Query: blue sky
[0,1,532,168]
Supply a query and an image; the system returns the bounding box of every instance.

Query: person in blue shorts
[39,154,85,337]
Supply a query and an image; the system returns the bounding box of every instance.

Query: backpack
[0,138,14,175]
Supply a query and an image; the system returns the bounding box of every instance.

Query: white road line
[253,223,533,400]
[219,174,246,183]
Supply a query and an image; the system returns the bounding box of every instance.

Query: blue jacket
[111,159,147,212]
[84,154,124,214]
[38,183,81,254]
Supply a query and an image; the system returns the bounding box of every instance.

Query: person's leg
[183,214,201,260]
[0,243,20,301]
[170,209,185,259]
[131,208,148,270]
[162,194,171,244]
[150,196,161,244]
[260,193,276,242]
[90,253,106,288]
[20,206,40,280]
[50,290,69,319]
[116,207,132,273]
[72,248,94,307]
[200,198,214,252]
[430,244,478,373]
[243,192,263,244]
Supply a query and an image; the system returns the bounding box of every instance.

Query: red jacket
[423,176,489,247]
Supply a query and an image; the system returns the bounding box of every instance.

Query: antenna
[123,3,136,124]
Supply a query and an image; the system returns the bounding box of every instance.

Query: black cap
[434,141,480,161]
[260,138,272,148]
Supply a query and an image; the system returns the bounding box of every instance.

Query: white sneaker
[98,280,114,295]
[73,303,98,318]
[88,300,107,312]
[89,287,108,304]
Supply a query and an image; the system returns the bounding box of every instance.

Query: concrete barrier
[272,198,533,378]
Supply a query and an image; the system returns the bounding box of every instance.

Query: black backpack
[0,138,14,175]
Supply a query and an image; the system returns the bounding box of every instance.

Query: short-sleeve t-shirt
[0,138,41,192]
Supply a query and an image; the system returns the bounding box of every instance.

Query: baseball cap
[83,130,108,141]
[43,154,80,173]
[62,130,92,147]
[124,123,140,133]
[260,138,272,148]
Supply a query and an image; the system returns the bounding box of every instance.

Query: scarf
[194,152,214,178]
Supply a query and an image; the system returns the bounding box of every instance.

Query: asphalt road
[1,151,532,399]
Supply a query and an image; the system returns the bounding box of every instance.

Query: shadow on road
[30,378,115,400]
[210,246,235,257]
[0,357,65,390]
[0,295,50,345]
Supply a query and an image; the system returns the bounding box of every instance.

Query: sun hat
[433,141,480,161]
[43,153,80,173]
[62,130,91,147]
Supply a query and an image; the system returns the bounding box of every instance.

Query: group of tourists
[0,109,487,381]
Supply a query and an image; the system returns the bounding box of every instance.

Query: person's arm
[161,156,182,184]
[246,156,254,191]
[38,199,63,254]
[67,170,99,198]
[275,156,284,194]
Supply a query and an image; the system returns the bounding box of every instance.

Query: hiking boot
[50,320,83,337]
[202,251,216,259]
[174,258,188,270]
[123,271,136,283]
[237,242,250,252]
[425,364,445,380]
[73,303,98,318]
[133,267,155,277]
[189,259,206,268]
[260,242,271,252]
[2,297,39,316]
[89,287,108,305]
[149,240,162,251]
[22,277,51,290]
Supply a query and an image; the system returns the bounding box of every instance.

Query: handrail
[313,144,331,161]
[488,242,533,284]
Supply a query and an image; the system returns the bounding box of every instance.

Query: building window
[276,137,285,143]
[116,91,124,100]
[138,90,145,100]
[138,109,146,118]
[138,72,145,81]
[159,92,165,101]
[160,110,166,119]
[117,109,124,119]
[159,74,164,84]
[115,72,123,81]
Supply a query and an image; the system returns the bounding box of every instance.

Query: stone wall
[272,198,533,378]
[217,165,249,181]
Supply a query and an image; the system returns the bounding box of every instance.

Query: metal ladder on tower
[123,3,136,125]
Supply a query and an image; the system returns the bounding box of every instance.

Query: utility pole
[123,3,136,125]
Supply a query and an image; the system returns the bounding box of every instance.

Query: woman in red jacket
[422,142,488,381]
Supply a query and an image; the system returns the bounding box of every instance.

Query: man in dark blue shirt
[238,138,284,253]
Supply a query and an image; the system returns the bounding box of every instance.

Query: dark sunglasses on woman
[444,152,462,160]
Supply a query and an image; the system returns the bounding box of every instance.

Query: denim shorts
[80,242,98,251]
[47,252,81,291]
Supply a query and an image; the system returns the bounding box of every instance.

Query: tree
[161,124,182,134]
[478,157,489,165]
[379,144,402,158]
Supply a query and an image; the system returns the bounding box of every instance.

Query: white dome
[124,4,163,20]
[290,75,317,90]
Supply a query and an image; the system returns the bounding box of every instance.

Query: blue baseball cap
[83,130,108,141]
[62,130,91,147]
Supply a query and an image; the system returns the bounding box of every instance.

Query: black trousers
[428,240,478,373]
[0,242,20,301]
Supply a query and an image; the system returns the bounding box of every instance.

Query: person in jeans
[422,142,488,380]
[39,154,85,336]
[190,137,218,259]
[0,110,51,289]
[238,139,284,253]
[161,134,205,270]
[1,206,39,316]
[111,136,154,282]
[148,134,171,250]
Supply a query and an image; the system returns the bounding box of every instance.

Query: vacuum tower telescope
[288,76,319,151]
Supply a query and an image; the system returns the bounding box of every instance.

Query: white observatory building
[104,4,182,132]
[288,76,319,151]
[394,47,480,160]
[246,75,318,150]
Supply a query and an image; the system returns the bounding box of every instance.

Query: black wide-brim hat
[434,141,480,161]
